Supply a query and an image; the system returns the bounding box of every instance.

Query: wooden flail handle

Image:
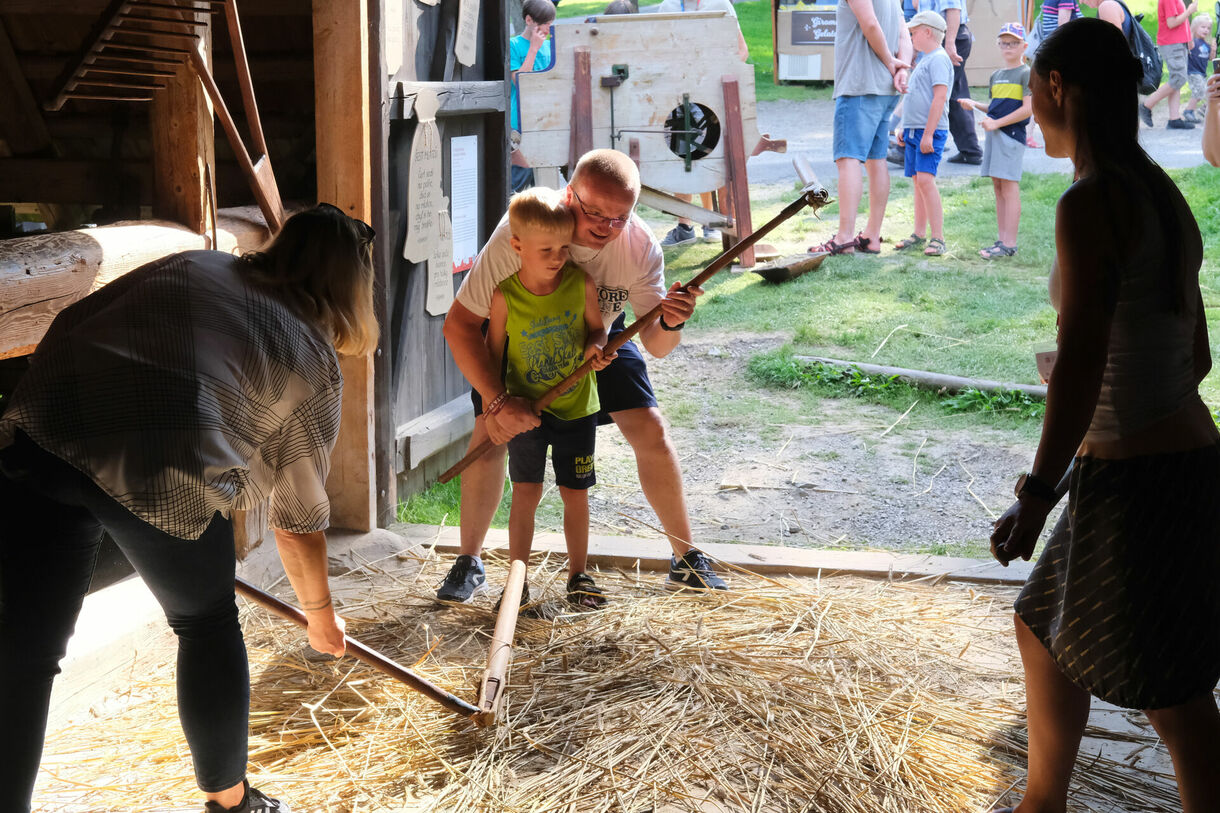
[474,559,528,727]
[234,577,479,718]
[438,188,824,484]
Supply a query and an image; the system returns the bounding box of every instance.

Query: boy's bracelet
[484,391,509,416]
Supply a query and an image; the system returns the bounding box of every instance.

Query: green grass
[657,166,1220,413]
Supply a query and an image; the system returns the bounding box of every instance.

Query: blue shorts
[833,94,901,162]
[508,411,597,489]
[903,128,948,177]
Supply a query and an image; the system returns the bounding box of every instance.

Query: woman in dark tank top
[987,18,1220,813]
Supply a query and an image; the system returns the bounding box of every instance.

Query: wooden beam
[568,46,592,170]
[392,523,1036,586]
[391,79,506,120]
[148,8,214,234]
[1,0,309,15]
[395,394,475,471]
[314,0,376,532]
[368,0,395,526]
[0,207,273,360]
[720,75,754,267]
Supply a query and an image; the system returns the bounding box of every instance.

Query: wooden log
[475,558,527,727]
[314,0,377,532]
[0,207,272,360]
[794,356,1048,399]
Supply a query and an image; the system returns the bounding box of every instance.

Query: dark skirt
[1015,443,1220,710]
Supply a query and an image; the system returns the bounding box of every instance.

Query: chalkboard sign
[790,9,836,45]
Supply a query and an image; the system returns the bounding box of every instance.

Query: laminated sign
[456,0,480,66]
[427,209,456,316]
[402,89,443,263]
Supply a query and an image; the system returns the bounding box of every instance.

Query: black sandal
[566,572,608,609]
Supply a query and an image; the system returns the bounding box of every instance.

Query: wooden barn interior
[0,0,512,562]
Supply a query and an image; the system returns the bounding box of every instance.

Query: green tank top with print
[500,265,599,420]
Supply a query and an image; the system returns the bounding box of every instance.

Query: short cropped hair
[522,0,556,24]
[508,186,575,239]
[604,0,636,13]
[569,148,641,204]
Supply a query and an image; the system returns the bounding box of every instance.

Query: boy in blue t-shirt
[509,0,557,192]
[894,11,953,257]
[958,22,1032,259]
[1185,15,1213,122]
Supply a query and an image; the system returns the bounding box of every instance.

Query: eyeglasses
[997,39,1024,48]
[570,187,631,230]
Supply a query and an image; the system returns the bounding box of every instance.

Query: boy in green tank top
[485,188,611,608]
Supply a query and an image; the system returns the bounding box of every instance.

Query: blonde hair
[508,187,575,240]
[241,204,379,357]
[569,148,641,204]
[1192,14,1212,30]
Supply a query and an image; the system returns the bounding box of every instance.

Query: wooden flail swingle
[516,12,764,195]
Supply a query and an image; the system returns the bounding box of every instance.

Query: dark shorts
[507,411,597,489]
[471,313,658,426]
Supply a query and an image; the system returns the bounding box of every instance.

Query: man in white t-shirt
[436,149,727,602]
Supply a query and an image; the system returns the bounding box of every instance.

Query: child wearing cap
[893,10,953,257]
[957,22,1032,259]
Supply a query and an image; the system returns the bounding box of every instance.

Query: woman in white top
[0,204,378,813]
[989,18,1220,813]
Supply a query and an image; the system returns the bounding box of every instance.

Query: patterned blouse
[0,250,343,540]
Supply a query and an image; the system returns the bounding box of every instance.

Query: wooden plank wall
[391,0,509,495]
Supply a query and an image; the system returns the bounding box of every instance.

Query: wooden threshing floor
[35,531,1181,812]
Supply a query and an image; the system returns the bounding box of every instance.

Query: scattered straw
[36,554,1181,812]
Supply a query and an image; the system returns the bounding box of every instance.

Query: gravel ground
[747,97,1211,185]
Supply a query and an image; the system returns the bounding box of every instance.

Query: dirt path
[587,331,1061,554]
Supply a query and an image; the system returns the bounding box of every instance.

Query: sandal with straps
[854,232,881,254]
[807,236,855,255]
[923,237,947,256]
[894,233,925,251]
[566,572,608,609]
[979,241,1017,259]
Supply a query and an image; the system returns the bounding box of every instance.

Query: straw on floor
[37,551,1181,812]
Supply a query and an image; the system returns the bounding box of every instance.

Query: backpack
[1116,0,1163,94]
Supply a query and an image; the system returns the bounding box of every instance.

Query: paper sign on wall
[455,0,480,66]
[402,89,443,263]
[426,209,456,316]
[449,135,479,273]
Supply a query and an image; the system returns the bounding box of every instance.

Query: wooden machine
[516,11,785,265]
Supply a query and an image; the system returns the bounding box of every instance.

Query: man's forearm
[444,311,506,401]
[638,319,681,358]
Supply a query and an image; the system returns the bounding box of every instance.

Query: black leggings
[0,433,248,812]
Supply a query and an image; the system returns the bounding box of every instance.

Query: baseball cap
[908,10,947,34]
[997,22,1026,40]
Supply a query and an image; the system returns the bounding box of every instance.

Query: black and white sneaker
[660,224,697,247]
[435,554,488,603]
[204,782,291,813]
[665,550,727,592]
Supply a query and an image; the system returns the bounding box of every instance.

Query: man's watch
[1015,472,1059,504]
[659,315,685,331]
